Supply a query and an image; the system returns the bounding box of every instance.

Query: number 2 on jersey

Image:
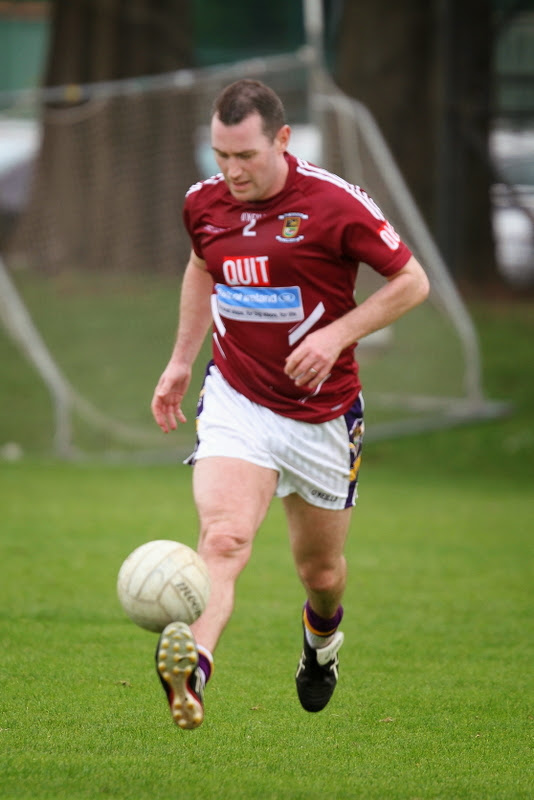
[243,219,257,237]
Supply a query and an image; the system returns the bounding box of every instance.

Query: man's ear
[276,124,291,153]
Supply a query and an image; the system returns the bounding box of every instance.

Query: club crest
[276,212,308,243]
[281,216,301,239]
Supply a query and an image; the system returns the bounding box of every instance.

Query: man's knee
[199,523,253,564]
[297,559,346,595]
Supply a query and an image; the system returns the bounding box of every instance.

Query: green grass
[1,268,475,454]
[1,298,533,799]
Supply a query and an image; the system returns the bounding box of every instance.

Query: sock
[197,645,214,688]
[303,601,343,649]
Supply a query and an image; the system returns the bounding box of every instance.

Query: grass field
[0,268,472,455]
[1,298,533,799]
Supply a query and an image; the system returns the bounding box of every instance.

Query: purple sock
[304,600,344,636]
[198,651,213,683]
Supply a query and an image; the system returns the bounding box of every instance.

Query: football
[117,539,210,632]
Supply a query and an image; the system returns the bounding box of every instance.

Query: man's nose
[227,157,243,178]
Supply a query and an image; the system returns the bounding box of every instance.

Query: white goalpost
[0,45,507,458]
[0,254,168,457]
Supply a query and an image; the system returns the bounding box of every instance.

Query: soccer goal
[0,52,506,459]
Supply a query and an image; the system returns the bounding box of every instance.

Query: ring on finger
[309,367,318,374]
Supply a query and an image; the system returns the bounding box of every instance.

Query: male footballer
[151,79,429,728]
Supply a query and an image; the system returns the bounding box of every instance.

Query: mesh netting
[0,55,501,458]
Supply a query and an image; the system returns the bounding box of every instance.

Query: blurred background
[0,0,532,459]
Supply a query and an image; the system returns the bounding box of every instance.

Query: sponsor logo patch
[377,220,400,251]
[222,256,270,286]
[215,283,304,323]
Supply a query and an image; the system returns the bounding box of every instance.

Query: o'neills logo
[276,211,308,243]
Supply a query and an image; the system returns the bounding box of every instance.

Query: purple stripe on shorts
[184,360,214,466]
[344,393,364,508]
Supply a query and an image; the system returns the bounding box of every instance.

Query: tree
[332,0,497,284]
[11,0,197,273]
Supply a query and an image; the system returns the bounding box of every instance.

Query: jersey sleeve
[340,187,412,277]
[182,185,205,259]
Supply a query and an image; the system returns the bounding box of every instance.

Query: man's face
[211,111,290,203]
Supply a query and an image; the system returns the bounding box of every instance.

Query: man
[151,79,429,729]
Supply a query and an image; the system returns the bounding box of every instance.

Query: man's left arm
[285,255,430,389]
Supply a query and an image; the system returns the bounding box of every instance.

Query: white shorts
[186,364,364,510]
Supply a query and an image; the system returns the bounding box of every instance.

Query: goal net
[0,53,505,459]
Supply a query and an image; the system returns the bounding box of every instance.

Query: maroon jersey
[183,152,412,422]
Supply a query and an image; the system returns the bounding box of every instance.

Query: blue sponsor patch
[215,284,304,322]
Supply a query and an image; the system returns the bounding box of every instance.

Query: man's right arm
[151,250,213,432]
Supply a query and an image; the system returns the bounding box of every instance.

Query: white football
[117,539,210,632]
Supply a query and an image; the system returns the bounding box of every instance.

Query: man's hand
[284,326,343,389]
[151,362,192,433]
[285,256,430,391]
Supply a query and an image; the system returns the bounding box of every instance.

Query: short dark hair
[212,79,286,141]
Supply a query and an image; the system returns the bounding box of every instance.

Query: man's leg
[284,493,352,615]
[283,494,352,712]
[157,456,278,728]
[191,456,278,651]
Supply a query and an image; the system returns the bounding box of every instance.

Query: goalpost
[317,89,487,422]
[0,51,507,458]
